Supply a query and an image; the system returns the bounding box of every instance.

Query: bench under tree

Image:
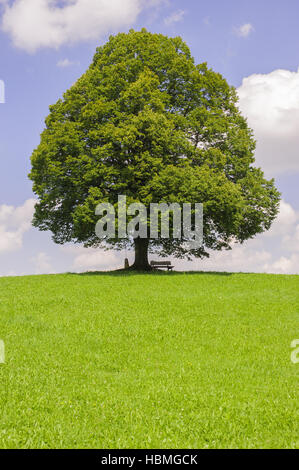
[150,260,174,271]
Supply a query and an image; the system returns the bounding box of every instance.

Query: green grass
[0,271,298,449]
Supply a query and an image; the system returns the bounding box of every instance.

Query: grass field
[0,271,298,449]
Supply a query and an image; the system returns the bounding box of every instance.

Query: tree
[29,29,280,271]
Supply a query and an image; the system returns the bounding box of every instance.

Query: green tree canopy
[29,29,280,270]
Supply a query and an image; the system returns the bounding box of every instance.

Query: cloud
[283,224,299,253]
[31,252,53,274]
[264,200,298,238]
[0,199,35,253]
[1,0,162,53]
[237,67,299,175]
[174,200,299,275]
[61,245,123,271]
[234,23,254,38]
[265,254,299,274]
[57,58,79,68]
[164,9,185,26]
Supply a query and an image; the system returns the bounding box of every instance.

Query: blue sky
[0,0,299,275]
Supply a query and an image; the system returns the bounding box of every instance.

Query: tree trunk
[132,237,151,271]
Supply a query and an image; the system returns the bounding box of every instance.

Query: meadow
[0,271,298,449]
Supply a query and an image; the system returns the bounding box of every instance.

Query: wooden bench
[150,260,174,271]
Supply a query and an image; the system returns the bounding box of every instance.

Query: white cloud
[1,0,162,53]
[61,245,123,271]
[283,224,299,253]
[164,9,185,26]
[175,242,273,274]
[0,199,35,253]
[264,254,299,274]
[237,67,299,175]
[264,200,298,238]
[31,252,53,274]
[174,199,299,275]
[57,58,79,68]
[234,23,254,38]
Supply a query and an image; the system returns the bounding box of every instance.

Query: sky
[0,0,299,276]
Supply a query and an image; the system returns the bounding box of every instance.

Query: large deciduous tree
[29,29,280,271]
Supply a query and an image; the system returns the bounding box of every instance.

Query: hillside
[0,271,298,448]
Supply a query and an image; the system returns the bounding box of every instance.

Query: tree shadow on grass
[69,269,233,277]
